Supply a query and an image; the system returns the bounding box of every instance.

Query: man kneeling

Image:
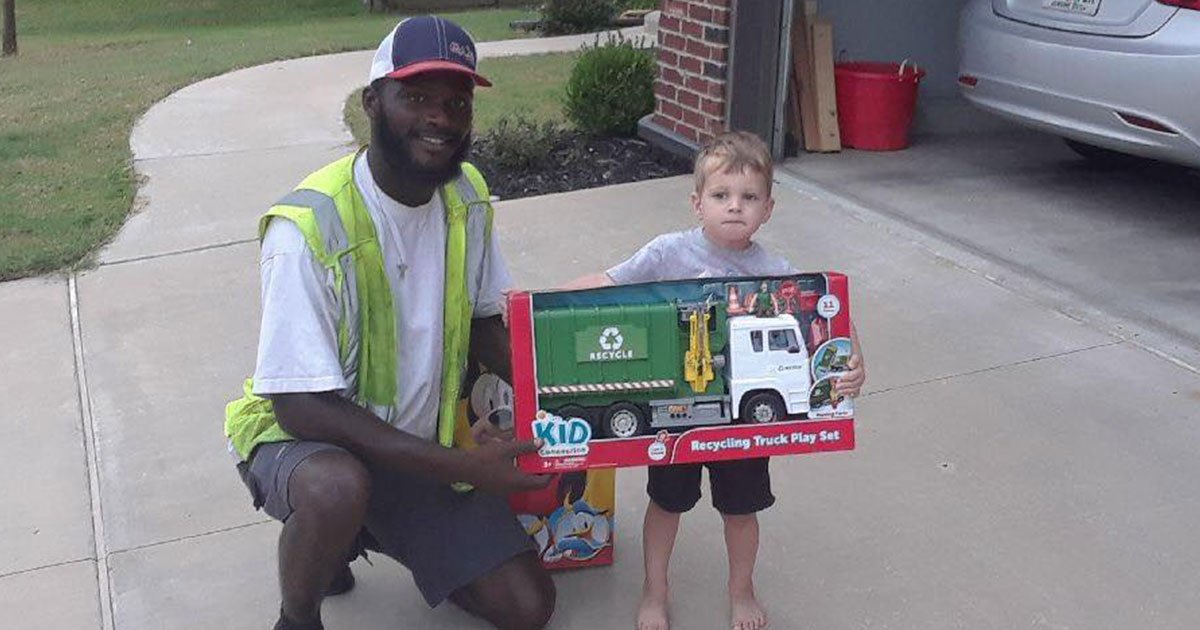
[224,16,554,630]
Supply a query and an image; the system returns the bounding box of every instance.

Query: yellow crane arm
[684,308,715,393]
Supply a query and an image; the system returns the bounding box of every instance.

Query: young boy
[567,131,865,630]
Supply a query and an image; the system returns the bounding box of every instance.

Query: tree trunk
[2,0,16,57]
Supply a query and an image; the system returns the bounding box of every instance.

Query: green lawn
[343,52,577,145]
[0,0,540,280]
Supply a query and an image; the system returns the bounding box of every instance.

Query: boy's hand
[834,353,866,399]
[561,272,616,290]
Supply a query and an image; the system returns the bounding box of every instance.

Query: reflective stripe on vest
[223,154,494,461]
[272,187,362,393]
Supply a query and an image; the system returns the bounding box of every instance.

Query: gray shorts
[237,440,535,606]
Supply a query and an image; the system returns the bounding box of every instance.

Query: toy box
[510,273,857,473]
[458,368,615,570]
[508,469,615,570]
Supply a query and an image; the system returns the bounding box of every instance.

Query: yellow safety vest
[224,152,493,461]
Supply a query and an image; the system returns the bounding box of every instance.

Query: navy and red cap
[369,16,492,87]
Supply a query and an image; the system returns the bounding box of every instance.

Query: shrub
[541,0,616,35]
[564,34,655,137]
[474,116,568,171]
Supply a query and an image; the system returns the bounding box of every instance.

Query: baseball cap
[369,16,492,87]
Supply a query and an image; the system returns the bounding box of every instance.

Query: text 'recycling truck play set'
[509,273,857,473]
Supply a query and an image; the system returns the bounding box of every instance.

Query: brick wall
[651,0,731,146]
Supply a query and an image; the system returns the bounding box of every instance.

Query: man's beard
[373,120,471,187]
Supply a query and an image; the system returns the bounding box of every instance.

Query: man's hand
[834,353,866,399]
[470,417,514,446]
[462,438,553,494]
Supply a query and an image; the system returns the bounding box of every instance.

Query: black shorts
[647,457,775,515]
[237,440,535,607]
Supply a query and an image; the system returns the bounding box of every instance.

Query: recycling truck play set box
[509,273,857,474]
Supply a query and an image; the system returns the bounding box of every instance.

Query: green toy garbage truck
[532,299,813,438]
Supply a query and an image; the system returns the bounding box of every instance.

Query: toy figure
[727,283,746,315]
[749,281,779,317]
[776,279,801,314]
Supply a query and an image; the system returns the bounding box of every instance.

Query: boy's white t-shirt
[251,153,512,440]
[607,227,796,283]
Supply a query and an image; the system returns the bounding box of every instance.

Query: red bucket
[834,60,925,151]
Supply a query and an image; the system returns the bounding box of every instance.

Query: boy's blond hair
[693,131,774,194]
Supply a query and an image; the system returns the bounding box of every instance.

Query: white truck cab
[727,314,812,421]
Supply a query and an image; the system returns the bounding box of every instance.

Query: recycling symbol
[598,327,624,351]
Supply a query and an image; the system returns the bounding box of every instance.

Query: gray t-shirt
[607,227,796,283]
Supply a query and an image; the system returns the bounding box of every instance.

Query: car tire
[741,392,785,424]
[602,402,645,439]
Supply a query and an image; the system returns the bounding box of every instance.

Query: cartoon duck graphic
[546,493,611,562]
[520,491,612,563]
[517,513,552,559]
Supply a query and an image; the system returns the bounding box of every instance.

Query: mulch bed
[470,131,692,201]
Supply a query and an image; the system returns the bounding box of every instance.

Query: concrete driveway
[783,99,1200,371]
[3,40,1200,630]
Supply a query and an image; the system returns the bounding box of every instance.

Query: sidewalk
[4,25,1200,630]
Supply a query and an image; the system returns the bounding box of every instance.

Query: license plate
[1043,0,1101,16]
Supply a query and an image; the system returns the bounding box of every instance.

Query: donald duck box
[509,273,857,474]
[508,470,616,570]
[460,371,615,570]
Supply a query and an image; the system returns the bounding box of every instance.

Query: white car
[958,0,1200,167]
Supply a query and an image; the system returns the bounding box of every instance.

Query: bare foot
[730,589,768,630]
[636,590,670,630]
